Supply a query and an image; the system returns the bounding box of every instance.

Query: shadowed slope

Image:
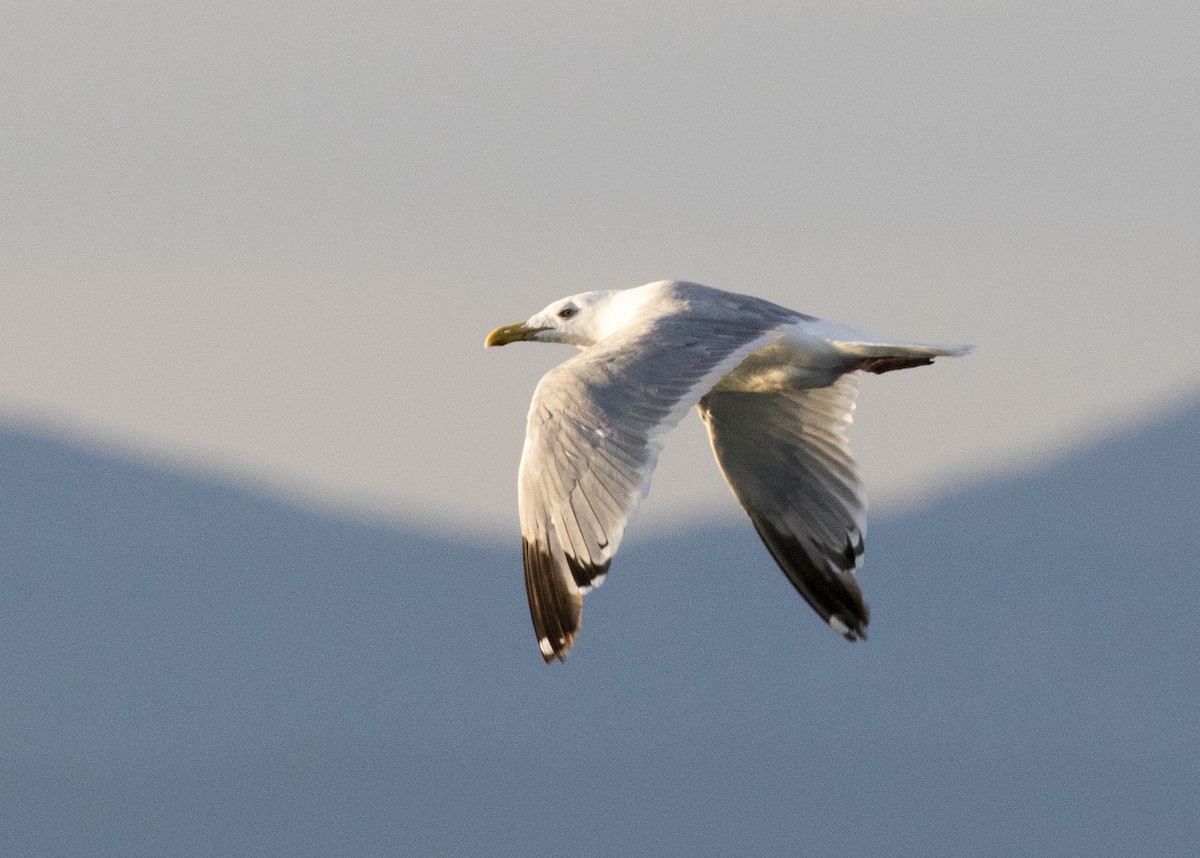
[1,397,1197,856]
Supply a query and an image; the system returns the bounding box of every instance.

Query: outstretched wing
[519,314,780,662]
[698,374,870,640]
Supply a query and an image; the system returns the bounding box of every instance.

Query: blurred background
[4,0,1198,535]
[3,2,1197,855]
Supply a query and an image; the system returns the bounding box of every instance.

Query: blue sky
[3,2,1198,536]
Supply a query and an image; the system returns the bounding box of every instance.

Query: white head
[485,287,658,349]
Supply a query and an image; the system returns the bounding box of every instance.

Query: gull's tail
[829,338,973,374]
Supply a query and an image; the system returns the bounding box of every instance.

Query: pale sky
[3,2,1198,538]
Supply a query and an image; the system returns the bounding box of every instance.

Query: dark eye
[557,306,577,319]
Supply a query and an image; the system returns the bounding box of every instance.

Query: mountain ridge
[1,394,1197,856]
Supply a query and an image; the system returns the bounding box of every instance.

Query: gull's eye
[557,306,577,319]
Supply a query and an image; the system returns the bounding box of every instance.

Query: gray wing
[698,373,870,640]
[519,315,780,662]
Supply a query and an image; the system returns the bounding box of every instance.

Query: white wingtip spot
[579,573,607,593]
[539,637,555,657]
[828,615,851,637]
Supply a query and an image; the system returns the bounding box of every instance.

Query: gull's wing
[519,314,782,662]
[698,374,871,640]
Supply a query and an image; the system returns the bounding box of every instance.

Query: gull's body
[486,280,969,662]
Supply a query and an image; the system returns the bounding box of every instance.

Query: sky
[3,1,1198,537]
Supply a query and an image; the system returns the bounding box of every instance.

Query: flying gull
[485,280,969,662]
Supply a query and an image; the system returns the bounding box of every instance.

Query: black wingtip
[522,537,583,664]
[748,516,871,641]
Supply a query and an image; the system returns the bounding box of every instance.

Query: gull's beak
[485,322,546,347]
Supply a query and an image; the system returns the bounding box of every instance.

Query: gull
[485,280,969,662]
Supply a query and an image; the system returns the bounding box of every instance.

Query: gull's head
[485,290,630,349]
